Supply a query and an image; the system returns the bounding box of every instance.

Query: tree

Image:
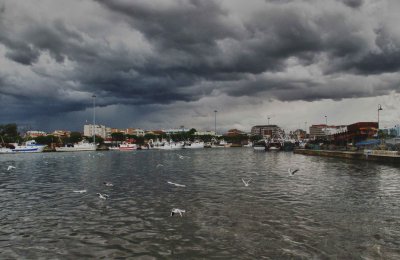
[34,135,52,145]
[88,135,104,144]
[250,135,263,142]
[0,123,19,142]
[69,132,83,143]
[111,132,125,141]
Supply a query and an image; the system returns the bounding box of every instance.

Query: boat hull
[13,146,46,153]
[55,145,97,152]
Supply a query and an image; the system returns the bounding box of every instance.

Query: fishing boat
[119,142,137,151]
[253,140,267,151]
[11,140,46,153]
[0,147,15,154]
[184,140,204,149]
[55,140,97,152]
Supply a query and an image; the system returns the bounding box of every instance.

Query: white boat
[119,142,137,151]
[158,141,184,150]
[55,140,97,152]
[212,139,232,148]
[0,147,15,154]
[150,139,183,150]
[243,141,253,148]
[184,140,204,149]
[253,140,267,151]
[12,140,46,153]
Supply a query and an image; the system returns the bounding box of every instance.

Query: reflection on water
[1,149,400,259]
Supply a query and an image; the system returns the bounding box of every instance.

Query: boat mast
[92,94,96,144]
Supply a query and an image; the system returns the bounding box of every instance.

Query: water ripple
[1,149,400,259]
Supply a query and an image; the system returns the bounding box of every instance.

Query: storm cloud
[0,0,400,130]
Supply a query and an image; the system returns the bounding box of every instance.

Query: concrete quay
[294,149,400,163]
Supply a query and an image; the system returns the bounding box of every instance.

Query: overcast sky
[1,0,400,133]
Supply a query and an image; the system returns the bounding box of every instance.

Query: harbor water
[1,149,400,259]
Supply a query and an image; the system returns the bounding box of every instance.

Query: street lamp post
[377,104,383,129]
[92,94,96,144]
[304,122,307,134]
[268,117,270,125]
[214,110,217,135]
[324,115,328,138]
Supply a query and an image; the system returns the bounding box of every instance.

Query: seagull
[167,181,186,187]
[156,164,164,168]
[242,178,252,187]
[288,168,299,176]
[103,182,113,187]
[73,189,87,193]
[7,166,16,171]
[170,208,186,217]
[97,193,109,200]
[176,154,190,159]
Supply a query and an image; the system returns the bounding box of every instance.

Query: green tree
[111,132,125,141]
[88,135,104,144]
[250,135,263,142]
[69,132,83,143]
[34,135,56,145]
[0,123,19,142]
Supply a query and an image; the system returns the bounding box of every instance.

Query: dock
[294,149,400,163]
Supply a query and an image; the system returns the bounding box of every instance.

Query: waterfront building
[52,130,71,138]
[84,124,107,138]
[224,129,246,137]
[251,125,279,138]
[124,128,145,136]
[163,128,190,134]
[333,122,378,145]
[293,129,306,140]
[194,131,216,136]
[145,130,165,136]
[25,130,47,138]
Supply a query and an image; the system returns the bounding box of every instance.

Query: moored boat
[119,142,137,151]
[253,140,267,151]
[184,140,204,149]
[0,147,15,154]
[12,140,46,153]
[55,140,97,152]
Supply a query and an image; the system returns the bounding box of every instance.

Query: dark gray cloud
[339,0,364,8]
[0,0,399,130]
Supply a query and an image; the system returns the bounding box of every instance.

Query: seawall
[294,149,400,163]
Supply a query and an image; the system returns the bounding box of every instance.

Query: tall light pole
[214,110,217,135]
[324,115,328,137]
[92,94,96,144]
[304,122,307,133]
[268,117,270,125]
[378,104,383,129]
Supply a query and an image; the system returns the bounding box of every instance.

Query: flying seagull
[7,166,16,171]
[242,178,252,187]
[73,189,87,193]
[167,181,186,187]
[288,168,299,176]
[103,182,114,187]
[170,208,186,217]
[97,193,109,200]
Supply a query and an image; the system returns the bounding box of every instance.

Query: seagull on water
[288,168,299,176]
[167,181,186,187]
[156,164,164,168]
[97,193,109,200]
[103,182,113,187]
[242,178,252,187]
[170,208,186,217]
[7,166,16,171]
[73,189,87,193]
[176,154,190,159]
